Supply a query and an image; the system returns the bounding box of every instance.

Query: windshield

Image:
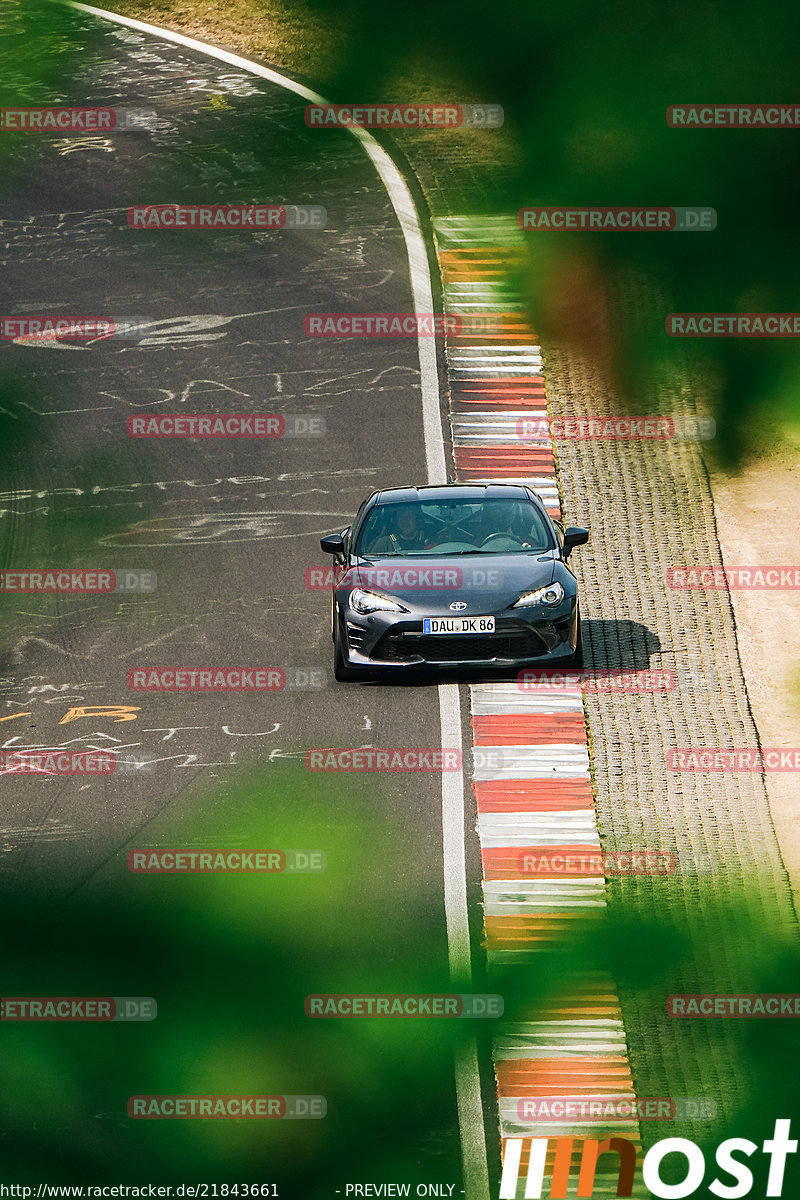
[354,497,553,557]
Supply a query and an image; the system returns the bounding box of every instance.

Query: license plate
[422,616,495,634]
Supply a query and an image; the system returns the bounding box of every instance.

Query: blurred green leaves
[1,759,798,1187]
[272,0,800,464]
[0,762,470,1186]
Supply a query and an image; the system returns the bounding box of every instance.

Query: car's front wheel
[333,620,362,682]
[565,613,584,669]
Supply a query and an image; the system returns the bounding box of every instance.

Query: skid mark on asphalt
[120,624,210,657]
[0,821,92,848]
[10,637,81,663]
[100,510,359,546]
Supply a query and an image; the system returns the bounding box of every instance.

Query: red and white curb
[434,216,646,1195]
[437,220,560,518]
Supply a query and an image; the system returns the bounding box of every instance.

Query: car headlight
[349,587,409,615]
[512,581,566,608]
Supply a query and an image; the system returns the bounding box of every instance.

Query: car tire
[333,622,361,682]
[566,614,584,669]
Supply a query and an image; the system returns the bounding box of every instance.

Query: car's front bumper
[338,606,579,670]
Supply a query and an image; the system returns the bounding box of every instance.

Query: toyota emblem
[449,601,468,611]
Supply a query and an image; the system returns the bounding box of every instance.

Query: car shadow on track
[582,618,663,672]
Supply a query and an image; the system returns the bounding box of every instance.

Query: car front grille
[379,630,548,663]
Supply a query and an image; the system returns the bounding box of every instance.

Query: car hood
[341,552,559,612]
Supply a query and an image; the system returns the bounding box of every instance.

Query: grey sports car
[320,482,588,681]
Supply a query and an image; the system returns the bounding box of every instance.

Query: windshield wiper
[440,548,545,555]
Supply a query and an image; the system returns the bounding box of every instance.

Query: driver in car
[371,506,431,552]
[482,502,535,548]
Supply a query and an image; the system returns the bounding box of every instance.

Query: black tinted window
[355,497,552,556]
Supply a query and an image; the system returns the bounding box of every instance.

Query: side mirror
[563,526,589,558]
[320,533,345,556]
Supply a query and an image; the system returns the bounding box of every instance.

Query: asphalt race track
[0,5,495,1190]
[1,8,453,888]
[7,5,799,1199]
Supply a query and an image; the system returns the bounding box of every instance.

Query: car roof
[372,484,536,504]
